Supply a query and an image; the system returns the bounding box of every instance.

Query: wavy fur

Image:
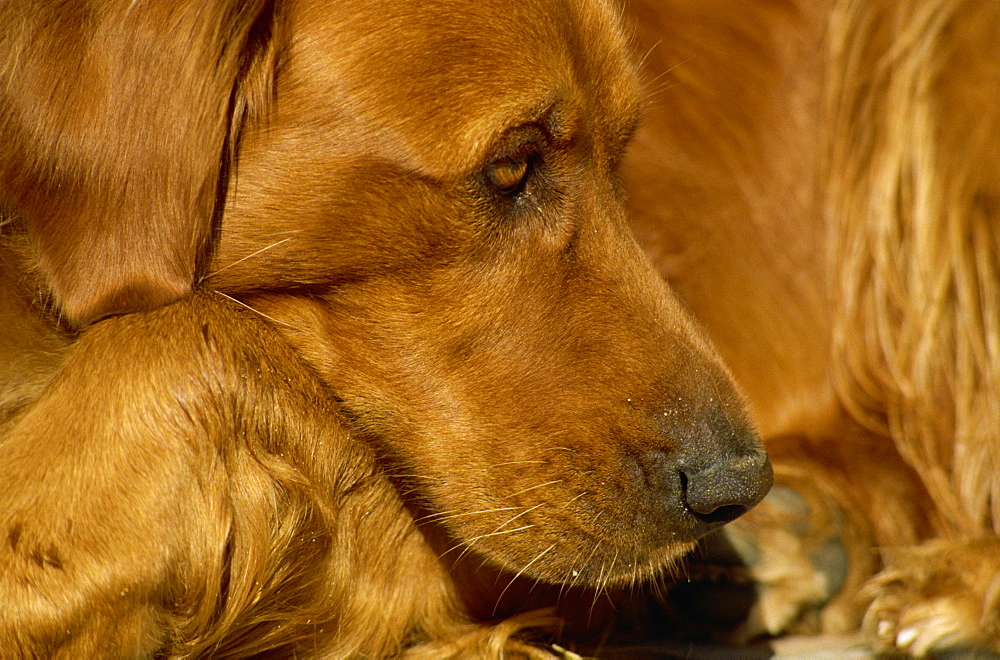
[827,0,1000,537]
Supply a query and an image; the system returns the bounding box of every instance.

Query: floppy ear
[0,0,280,327]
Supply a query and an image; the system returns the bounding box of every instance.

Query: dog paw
[861,538,1000,657]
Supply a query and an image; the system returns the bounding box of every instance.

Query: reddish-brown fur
[0,0,773,656]
[625,0,1000,653]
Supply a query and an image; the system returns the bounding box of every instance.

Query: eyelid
[488,122,548,161]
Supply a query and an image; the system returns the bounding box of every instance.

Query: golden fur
[0,0,773,655]
[625,0,1000,653]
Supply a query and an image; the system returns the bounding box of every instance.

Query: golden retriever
[0,0,772,655]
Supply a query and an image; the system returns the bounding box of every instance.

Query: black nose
[681,449,772,524]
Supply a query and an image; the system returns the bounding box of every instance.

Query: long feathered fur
[827,0,1000,538]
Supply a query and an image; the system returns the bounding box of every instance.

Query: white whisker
[445,524,536,564]
[643,55,691,89]
[494,544,556,614]
[417,506,521,525]
[461,524,534,545]
[635,39,662,71]
[205,235,297,278]
[493,502,544,529]
[507,479,563,499]
[560,544,591,596]
[211,291,292,327]
[448,502,546,564]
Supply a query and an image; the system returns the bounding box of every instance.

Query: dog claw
[895,624,919,648]
[861,539,1000,657]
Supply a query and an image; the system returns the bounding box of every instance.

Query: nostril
[694,503,748,525]
[679,472,749,524]
[681,450,773,524]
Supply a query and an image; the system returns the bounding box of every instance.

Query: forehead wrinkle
[307,87,567,183]
[286,0,639,178]
[329,49,576,179]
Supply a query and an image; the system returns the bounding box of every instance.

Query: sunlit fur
[0,0,771,656]
[625,0,1000,653]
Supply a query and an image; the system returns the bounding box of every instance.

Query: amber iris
[486,156,530,195]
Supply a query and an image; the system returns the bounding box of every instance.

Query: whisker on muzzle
[506,479,564,499]
[445,524,537,563]
[416,505,522,525]
[494,544,557,616]
[493,501,545,529]
[589,564,619,626]
[448,502,548,566]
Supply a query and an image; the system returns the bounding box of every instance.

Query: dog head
[1,0,771,587]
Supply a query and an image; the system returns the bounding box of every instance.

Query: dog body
[625,0,1000,653]
[0,0,771,655]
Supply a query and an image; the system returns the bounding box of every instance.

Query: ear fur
[0,0,280,326]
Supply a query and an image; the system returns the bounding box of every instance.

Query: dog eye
[486,155,531,196]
